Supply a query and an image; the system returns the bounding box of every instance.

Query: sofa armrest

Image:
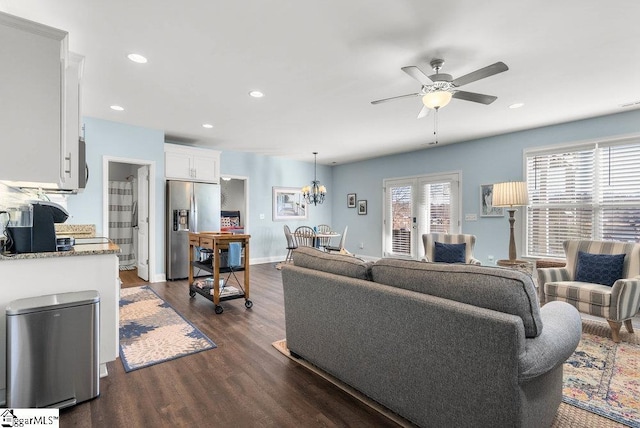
[610,277,640,320]
[518,301,581,382]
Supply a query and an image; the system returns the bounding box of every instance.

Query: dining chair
[316,224,332,250]
[294,226,316,247]
[325,226,348,254]
[283,225,297,263]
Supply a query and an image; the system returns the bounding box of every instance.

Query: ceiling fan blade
[452,91,498,105]
[371,93,420,105]
[417,105,430,119]
[401,66,433,85]
[451,62,508,87]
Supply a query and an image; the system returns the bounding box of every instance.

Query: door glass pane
[423,182,451,234]
[390,184,413,256]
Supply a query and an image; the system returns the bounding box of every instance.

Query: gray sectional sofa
[281,247,582,428]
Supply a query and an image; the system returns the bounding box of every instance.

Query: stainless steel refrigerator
[166,180,221,279]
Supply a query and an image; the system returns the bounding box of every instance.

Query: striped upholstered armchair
[422,233,481,265]
[537,240,640,342]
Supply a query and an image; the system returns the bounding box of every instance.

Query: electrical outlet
[359,242,364,249]
[487,255,494,263]
[465,213,478,221]
[259,213,265,220]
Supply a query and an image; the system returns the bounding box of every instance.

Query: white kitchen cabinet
[62,53,85,190]
[165,143,220,183]
[0,12,83,192]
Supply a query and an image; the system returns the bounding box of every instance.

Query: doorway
[102,156,156,286]
[383,172,461,260]
[220,175,249,234]
[220,175,249,233]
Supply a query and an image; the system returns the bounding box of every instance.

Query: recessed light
[221,177,232,181]
[110,105,124,111]
[202,123,214,129]
[127,53,148,64]
[509,103,524,109]
[249,90,264,98]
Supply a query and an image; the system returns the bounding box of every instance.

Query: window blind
[598,142,640,242]
[419,181,451,234]
[525,139,640,258]
[390,185,412,255]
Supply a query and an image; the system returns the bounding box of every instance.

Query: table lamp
[492,181,528,264]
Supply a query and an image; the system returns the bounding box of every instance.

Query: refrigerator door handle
[191,189,197,232]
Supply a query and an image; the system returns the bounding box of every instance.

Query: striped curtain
[109,181,136,270]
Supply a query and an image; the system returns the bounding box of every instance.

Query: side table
[496,259,535,275]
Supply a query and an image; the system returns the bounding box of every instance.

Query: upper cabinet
[165,143,220,183]
[0,12,84,192]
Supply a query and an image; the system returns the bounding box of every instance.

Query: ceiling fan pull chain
[433,107,439,144]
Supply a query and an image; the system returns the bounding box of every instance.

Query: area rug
[273,319,639,428]
[119,286,216,372]
[563,320,639,427]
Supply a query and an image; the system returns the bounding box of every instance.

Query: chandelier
[302,152,326,206]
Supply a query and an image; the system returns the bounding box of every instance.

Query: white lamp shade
[422,91,453,109]
[492,181,528,207]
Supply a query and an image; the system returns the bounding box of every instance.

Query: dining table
[313,232,340,248]
[293,231,340,249]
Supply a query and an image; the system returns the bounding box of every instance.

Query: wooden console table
[188,231,252,314]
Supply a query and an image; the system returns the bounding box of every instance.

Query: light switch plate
[465,213,478,221]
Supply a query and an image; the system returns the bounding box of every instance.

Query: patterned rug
[563,320,640,427]
[119,286,216,372]
[273,319,639,428]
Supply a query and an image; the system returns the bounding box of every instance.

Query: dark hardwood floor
[119,267,149,288]
[61,263,399,427]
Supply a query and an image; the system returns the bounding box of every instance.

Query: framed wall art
[357,199,367,215]
[272,187,308,221]
[347,193,356,208]
[480,184,504,217]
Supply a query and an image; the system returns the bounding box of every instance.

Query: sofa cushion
[292,246,373,280]
[575,251,625,286]
[371,259,543,337]
[434,242,466,263]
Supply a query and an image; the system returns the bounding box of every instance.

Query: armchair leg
[624,319,634,334]
[607,320,622,343]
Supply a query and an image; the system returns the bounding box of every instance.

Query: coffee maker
[6,201,69,253]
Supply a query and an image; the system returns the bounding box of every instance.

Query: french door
[383,172,460,259]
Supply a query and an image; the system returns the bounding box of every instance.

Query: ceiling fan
[372,58,509,119]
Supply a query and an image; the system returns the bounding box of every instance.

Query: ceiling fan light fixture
[422,91,452,109]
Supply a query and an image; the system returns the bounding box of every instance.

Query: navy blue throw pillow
[575,251,625,286]
[434,242,466,263]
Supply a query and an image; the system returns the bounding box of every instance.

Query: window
[383,173,460,259]
[525,137,640,258]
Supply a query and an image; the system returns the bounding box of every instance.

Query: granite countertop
[0,241,120,261]
[54,224,96,238]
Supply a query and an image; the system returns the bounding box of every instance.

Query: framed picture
[347,193,357,208]
[272,187,308,221]
[357,200,367,215]
[480,184,504,217]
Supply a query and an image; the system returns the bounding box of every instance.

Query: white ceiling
[2,0,640,165]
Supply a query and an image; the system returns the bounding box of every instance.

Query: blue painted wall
[332,109,640,263]
[62,109,640,279]
[66,117,332,280]
[219,150,332,260]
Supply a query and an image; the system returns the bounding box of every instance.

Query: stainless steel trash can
[6,290,100,408]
